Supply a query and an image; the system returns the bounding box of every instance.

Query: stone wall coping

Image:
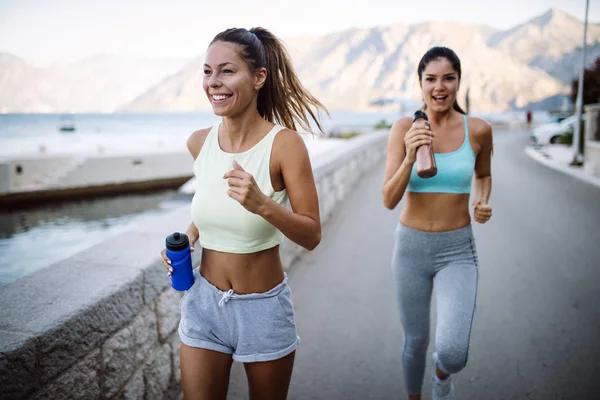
[583,103,600,111]
[586,140,600,149]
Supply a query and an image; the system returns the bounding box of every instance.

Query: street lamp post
[572,0,590,165]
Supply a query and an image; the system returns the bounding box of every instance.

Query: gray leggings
[391,223,478,396]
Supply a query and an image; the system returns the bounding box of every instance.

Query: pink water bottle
[413,110,437,178]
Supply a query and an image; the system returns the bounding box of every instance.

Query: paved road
[228,130,600,400]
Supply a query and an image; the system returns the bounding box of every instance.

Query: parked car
[530,115,585,145]
[546,113,572,124]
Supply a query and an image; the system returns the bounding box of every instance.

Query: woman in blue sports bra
[382,47,493,400]
[159,27,327,400]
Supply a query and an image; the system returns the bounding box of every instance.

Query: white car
[531,115,585,145]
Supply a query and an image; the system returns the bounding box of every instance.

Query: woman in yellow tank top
[160,27,328,400]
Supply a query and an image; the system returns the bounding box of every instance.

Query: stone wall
[0,161,11,192]
[584,104,600,178]
[0,152,194,194]
[0,156,74,190]
[0,131,389,400]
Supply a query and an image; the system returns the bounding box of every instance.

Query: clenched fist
[473,201,492,224]
[223,160,267,214]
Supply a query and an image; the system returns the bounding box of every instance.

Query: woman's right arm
[382,117,433,210]
[160,127,211,274]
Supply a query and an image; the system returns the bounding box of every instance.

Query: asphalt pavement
[227,130,600,400]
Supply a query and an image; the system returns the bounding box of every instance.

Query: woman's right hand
[161,244,195,276]
[404,120,435,163]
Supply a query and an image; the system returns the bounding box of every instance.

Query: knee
[404,334,429,358]
[436,345,468,374]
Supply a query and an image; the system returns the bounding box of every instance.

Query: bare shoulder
[273,128,309,155]
[467,116,493,139]
[387,117,413,152]
[391,116,413,138]
[187,127,212,160]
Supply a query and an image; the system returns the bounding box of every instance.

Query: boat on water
[58,114,76,132]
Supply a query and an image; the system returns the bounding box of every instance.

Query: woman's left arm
[473,120,493,224]
[224,130,321,250]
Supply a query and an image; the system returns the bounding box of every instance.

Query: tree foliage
[571,57,600,106]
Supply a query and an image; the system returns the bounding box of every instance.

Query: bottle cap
[413,110,429,121]
[165,232,189,251]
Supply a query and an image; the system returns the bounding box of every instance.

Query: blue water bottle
[165,232,195,291]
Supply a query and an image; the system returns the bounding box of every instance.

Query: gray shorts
[178,269,299,363]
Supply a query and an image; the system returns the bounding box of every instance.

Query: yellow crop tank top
[190,124,289,254]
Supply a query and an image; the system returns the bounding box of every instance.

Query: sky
[0,0,597,66]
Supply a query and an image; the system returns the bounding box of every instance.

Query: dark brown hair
[417,46,465,114]
[210,27,328,133]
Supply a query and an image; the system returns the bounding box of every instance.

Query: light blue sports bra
[407,115,475,194]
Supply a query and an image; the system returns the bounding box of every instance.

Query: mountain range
[0,54,189,113]
[1,8,599,113]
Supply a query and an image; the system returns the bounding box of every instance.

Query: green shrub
[374,119,392,130]
[340,131,360,139]
[559,131,573,145]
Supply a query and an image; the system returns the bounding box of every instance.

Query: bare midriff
[199,246,284,294]
[400,192,471,232]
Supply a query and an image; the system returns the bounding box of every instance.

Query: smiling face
[420,57,460,114]
[202,41,266,117]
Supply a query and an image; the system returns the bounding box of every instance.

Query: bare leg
[180,344,233,400]
[244,351,296,400]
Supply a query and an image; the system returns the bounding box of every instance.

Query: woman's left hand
[473,201,492,224]
[223,160,266,214]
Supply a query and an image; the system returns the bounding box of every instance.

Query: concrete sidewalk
[524,143,600,188]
